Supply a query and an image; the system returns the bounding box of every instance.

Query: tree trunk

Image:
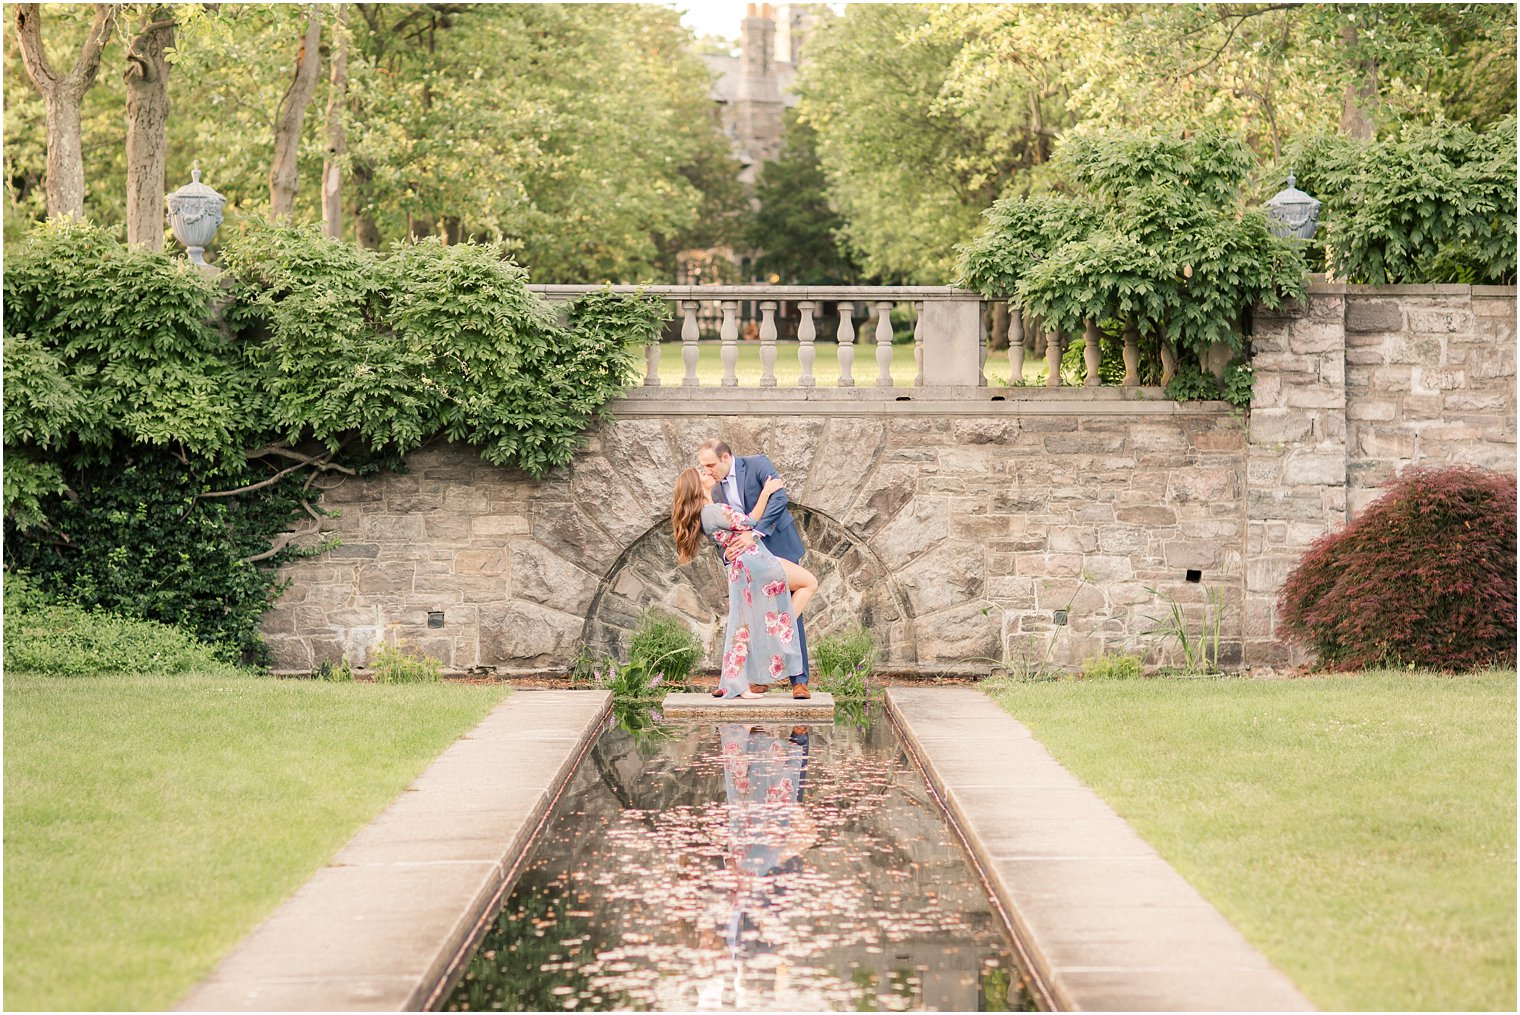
[13,4,118,219]
[1338,18,1378,140]
[350,159,382,248]
[321,4,348,238]
[271,6,323,221]
[125,11,174,249]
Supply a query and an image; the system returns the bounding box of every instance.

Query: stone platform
[660,690,835,720]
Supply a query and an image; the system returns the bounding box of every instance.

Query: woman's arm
[748,475,786,524]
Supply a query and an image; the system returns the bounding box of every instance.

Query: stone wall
[262,285,1516,675]
[1243,283,1516,664]
[264,403,1250,675]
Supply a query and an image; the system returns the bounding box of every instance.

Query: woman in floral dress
[672,468,818,699]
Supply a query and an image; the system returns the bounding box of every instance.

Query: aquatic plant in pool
[442,714,1033,1011]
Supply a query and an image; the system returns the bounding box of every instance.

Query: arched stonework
[582,504,918,669]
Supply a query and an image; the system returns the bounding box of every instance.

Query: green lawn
[4,672,511,1011]
[651,339,1042,388]
[986,671,1517,1011]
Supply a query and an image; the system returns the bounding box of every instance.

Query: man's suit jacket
[710,454,805,564]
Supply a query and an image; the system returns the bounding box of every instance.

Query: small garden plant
[368,642,443,684]
[1081,653,1144,681]
[1279,465,1516,671]
[1143,584,1227,675]
[812,626,878,699]
[571,610,703,703]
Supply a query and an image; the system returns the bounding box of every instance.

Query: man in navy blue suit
[696,437,811,699]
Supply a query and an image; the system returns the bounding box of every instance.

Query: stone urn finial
[1265,171,1322,242]
[166,161,226,270]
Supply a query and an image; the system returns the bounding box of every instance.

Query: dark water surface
[442,711,1036,1012]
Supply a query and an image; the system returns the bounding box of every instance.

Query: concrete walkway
[886,687,1315,1012]
[177,690,610,1012]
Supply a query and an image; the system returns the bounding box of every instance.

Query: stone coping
[1306,280,1516,297]
[611,387,1235,415]
[175,690,612,1012]
[661,689,836,719]
[885,687,1316,1012]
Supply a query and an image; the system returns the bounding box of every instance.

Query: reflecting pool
[442,711,1036,1012]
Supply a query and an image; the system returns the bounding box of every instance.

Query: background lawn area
[652,339,1044,388]
[986,671,1516,1011]
[4,672,511,1011]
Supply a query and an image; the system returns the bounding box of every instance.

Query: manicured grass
[651,339,1045,388]
[985,671,1516,1011]
[4,672,511,1011]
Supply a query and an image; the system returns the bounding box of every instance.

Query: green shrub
[3,575,243,677]
[958,129,1307,376]
[4,220,668,664]
[627,609,703,689]
[368,642,443,684]
[812,627,878,699]
[1081,653,1144,681]
[1289,118,1518,285]
[1279,465,1516,672]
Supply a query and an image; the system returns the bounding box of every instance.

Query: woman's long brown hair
[671,467,707,564]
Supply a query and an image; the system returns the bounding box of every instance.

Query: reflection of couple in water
[691,723,813,1007]
[671,438,819,700]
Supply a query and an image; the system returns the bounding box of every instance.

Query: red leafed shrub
[1279,465,1517,672]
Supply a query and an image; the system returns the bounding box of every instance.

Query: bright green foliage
[960,130,1308,365]
[220,223,666,476]
[369,642,443,684]
[4,221,665,660]
[812,626,878,700]
[1080,653,1143,681]
[4,4,738,281]
[627,609,704,689]
[1289,117,1518,284]
[2,575,243,677]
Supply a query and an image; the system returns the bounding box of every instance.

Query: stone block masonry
[262,284,1515,674]
[1245,283,1515,665]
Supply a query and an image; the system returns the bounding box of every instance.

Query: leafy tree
[796,3,1515,280]
[796,4,1066,282]
[4,4,738,282]
[745,112,862,284]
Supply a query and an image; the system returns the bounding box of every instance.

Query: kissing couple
[671,438,818,700]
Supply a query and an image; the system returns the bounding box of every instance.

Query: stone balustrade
[529,284,1180,393]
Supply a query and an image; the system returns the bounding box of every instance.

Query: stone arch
[581,503,918,669]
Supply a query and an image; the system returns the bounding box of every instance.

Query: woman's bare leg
[778,558,819,616]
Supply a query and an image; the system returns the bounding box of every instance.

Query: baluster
[719,300,740,387]
[874,300,894,386]
[913,302,925,386]
[643,309,663,386]
[1007,307,1024,385]
[836,301,856,387]
[1044,326,1063,387]
[1083,318,1102,387]
[758,300,778,388]
[1122,320,1140,387]
[680,300,702,387]
[797,300,817,387]
[1159,338,1177,387]
[978,305,989,386]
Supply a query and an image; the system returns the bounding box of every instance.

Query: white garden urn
[166,163,226,269]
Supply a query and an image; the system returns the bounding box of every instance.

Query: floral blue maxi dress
[702,503,803,697]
